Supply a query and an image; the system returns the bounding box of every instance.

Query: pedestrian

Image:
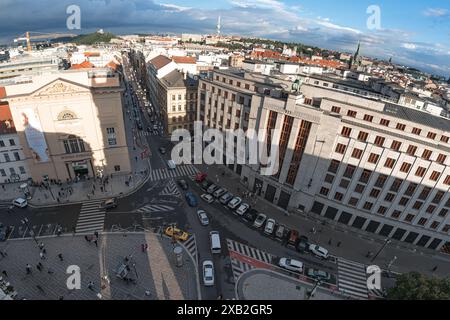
[1,185,4,190]
[57,197,60,203]
[58,253,64,261]
[92,190,95,195]
[94,231,99,239]
[38,242,45,250]
[0,250,6,258]
[87,194,90,200]
[47,268,54,274]
[93,184,96,191]
[100,186,104,192]
[87,281,94,291]
[93,239,98,247]
[42,248,47,255]
[328,239,332,245]
[36,263,42,272]
[2,270,7,277]
[84,235,90,243]
[40,252,46,260]
[432,265,438,272]
[26,264,32,274]
[337,241,341,247]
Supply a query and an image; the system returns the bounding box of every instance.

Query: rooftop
[161,69,198,88]
[149,55,172,70]
[172,56,196,64]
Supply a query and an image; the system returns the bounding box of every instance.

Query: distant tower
[350,41,361,69]
[217,16,221,37]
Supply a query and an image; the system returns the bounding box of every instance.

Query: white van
[209,231,221,254]
[167,160,176,170]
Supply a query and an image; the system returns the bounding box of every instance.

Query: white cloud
[402,43,417,50]
[159,3,192,12]
[423,8,449,17]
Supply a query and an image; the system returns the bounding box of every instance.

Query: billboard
[20,109,49,163]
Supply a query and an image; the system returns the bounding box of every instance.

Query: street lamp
[21,217,39,247]
[387,255,397,270]
[371,238,391,263]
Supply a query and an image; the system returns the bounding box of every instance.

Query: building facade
[1,69,131,182]
[198,69,450,253]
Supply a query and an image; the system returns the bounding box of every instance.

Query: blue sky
[1,0,449,76]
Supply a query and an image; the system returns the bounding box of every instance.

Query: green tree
[387,272,450,300]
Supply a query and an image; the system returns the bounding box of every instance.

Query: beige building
[0,69,131,182]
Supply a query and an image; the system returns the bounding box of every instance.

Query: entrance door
[72,160,89,179]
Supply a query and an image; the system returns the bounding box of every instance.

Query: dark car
[185,192,198,207]
[243,208,258,223]
[287,229,300,248]
[0,223,7,242]
[201,180,212,191]
[178,179,188,190]
[159,147,166,154]
[296,235,310,253]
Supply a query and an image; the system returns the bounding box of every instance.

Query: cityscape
[0,0,449,304]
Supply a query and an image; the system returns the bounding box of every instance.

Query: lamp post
[21,217,39,247]
[371,238,391,263]
[387,255,397,270]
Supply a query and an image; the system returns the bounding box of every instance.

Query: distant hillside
[53,32,117,45]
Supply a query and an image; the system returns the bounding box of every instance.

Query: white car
[213,188,227,198]
[278,258,304,273]
[12,198,28,208]
[227,197,242,210]
[235,203,250,216]
[309,244,329,259]
[200,194,214,204]
[202,260,215,286]
[253,213,267,229]
[264,218,276,235]
[197,210,209,226]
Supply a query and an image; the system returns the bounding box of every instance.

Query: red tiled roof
[149,55,172,70]
[0,87,5,99]
[84,52,100,57]
[105,61,120,70]
[172,56,197,64]
[70,61,95,69]
[0,102,16,134]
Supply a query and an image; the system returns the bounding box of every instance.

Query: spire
[354,41,360,61]
[217,15,221,37]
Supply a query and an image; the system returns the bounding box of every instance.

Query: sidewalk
[203,164,450,278]
[0,232,198,300]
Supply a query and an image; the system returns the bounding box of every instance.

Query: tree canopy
[387,272,450,300]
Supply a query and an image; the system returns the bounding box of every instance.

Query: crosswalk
[149,165,199,182]
[159,179,181,198]
[227,239,273,281]
[75,200,106,234]
[183,235,198,265]
[136,204,175,214]
[0,201,11,210]
[337,258,369,300]
[137,130,159,137]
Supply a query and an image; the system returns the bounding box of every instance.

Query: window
[437,154,447,164]
[9,139,15,146]
[441,135,449,143]
[406,145,417,156]
[114,165,121,172]
[13,152,20,161]
[339,179,350,189]
[427,132,437,140]
[413,201,423,210]
[347,110,357,118]
[390,178,403,192]
[19,166,26,174]
[404,214,415,222]
[237,81,241,87]
[172,95,176,100]
[396,123,406,131]
[3,154,10,162]
[343,165,356,178]
[107,128,117,146]
[0,169,5,176]
[415,167,426,177]
[334,192,344,201]
[444,225,450,233]
[418,187,432,200]
[363,202,374,211]
[368,153,379,164]
[377,206,387,215]
[422,149,432,160]
[324,174,335,184]
[359,170,372,183]
[384,158,396,168]
[341,127,352,137]
[351,148,363,159]
[375,174,388,188]
[380,119,390,126]
[331,106,341,113]
[432,191,445,204]
[348,197,359,206]
[412,127,422,135]
[391,140,402,151]
[374,136,385,147]
[370,188,381,198]
[335,143,347,154]
[0,140,4,147]
[320,187,329,196]
[328,160,340,173]
[354,184,365,194]
[399,197,409,206]
[439,209,448,217]
[405,183,418,196]
[445,175,450,185]
[9,168,15,175]
[363,114,373,122]
[244,84,250,90]
[63,138,85,153]
[391,210,402,219]
[426,205,436,214]
[430,171,440,181]
[430,221,440,229]
[357,131,369,141]
[384,193,395,202]
[400,162,412,173]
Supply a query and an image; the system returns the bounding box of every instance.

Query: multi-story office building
[198,68,450,253]
[0,68,131,182]
[0,101,30,183]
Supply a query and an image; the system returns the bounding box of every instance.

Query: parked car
[309,244,329,259]
[243,209,258,223]
[159,147,166,154]
[306,268,331,281]
[202,260,215,286]
[287,229,299,248]
[185,192,198,207]
[296,236,310,253]
[253,213,267,229]
[197,210,209,226]
[200,193,215,204]
[264,218,276,235]
[207,184,219,194]
[100,198,118,210]
[227,197,242,210]
[213,188,227,198]
[0,223,7,242]
[201,180,213,191]
[278,258,304,273]
[219,192,234,205]
[164,226,189,241]
[275,224,288,240]
[195,172,208,183]
[177,179,188,190]
[235,203,250,216]
[12,198,27,208]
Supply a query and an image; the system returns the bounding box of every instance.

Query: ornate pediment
[35,81,86,96]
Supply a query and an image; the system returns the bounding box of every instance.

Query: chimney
[183,71,187,80]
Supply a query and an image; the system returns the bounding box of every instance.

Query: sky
[1,0,450,76]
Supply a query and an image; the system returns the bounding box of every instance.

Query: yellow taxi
[164,226,190,242]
